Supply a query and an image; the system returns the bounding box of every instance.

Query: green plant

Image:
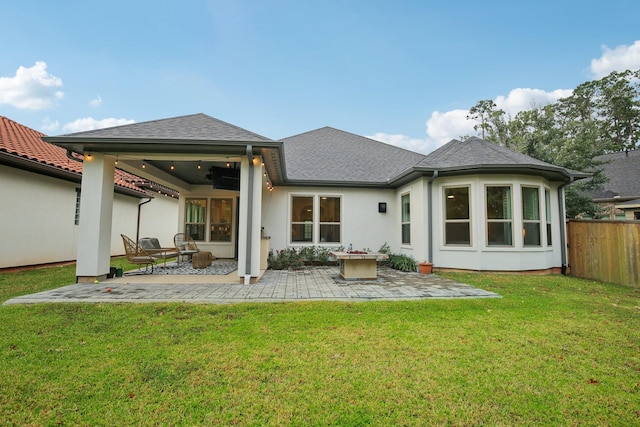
[387,253,418,272]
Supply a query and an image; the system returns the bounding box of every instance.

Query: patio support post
[76,153,115,283]
[237,146,263,283]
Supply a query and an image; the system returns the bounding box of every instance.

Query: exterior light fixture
[114,156,119,165]
[197,161,202,170]
[226,158,230,168]
[170,162,175,171]
[142,161,146,169]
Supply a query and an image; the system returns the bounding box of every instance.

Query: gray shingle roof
[281,127,426,183]
[417,136,558,169]
[591,149,640,199]
[58,113,272,142]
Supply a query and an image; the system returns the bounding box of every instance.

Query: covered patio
[44,114,285,285]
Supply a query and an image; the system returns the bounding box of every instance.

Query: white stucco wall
[261,174,566,272]
[0,165,78,268]
[261,186,397,254]
[0,164,179,268]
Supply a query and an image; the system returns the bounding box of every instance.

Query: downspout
[557,177,574,275]
[427,171,439,263]
[136,197,153,243]
[245,145,254,284]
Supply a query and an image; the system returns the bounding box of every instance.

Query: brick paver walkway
[4,266,500,305]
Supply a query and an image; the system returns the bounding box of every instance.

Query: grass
[0,263,639,426]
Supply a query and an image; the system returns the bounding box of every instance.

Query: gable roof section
[58,113,273,142]
[281,126,426,185]
[0,115,163,197]
[413,137,587,182]
[590,149,640,200]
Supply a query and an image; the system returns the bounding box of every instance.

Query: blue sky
[1,0,640,153]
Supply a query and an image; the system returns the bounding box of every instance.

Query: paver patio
[3,266,500,305]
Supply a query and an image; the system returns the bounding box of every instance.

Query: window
[445,186,471,245]
[522,186,541,246]
[486,186,513,246]
[291,196,314,242]
[74,188,81,225]
[291,195,341,244]
[545,189,552,246]
[319,196,341,243]
[401,193,411,244]
[210,198,232,242]
[185,199,207,241]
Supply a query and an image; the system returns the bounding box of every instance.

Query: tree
[466,69,640,217]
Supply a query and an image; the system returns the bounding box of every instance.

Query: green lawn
[0,263,638,426]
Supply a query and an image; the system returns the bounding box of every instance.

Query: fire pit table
[330,251,388,280]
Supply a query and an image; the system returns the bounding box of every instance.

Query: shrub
[387,253,418,272]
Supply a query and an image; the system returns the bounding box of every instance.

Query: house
[43,113,588,283]
[0,115,179,269]
[589,150,640,220]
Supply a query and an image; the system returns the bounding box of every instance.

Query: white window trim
[289,193,342,245]
[443,184,473,247]
[521,185,542,247]
[401,192,411,246]
[485,184,514,247]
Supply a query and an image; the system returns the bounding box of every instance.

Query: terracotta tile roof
[0,115,157,196]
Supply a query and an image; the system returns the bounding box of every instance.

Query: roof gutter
[427,171,439,263]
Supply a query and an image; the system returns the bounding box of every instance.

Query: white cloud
[591,40,640,78]
[89,95,102,107]
[41,117,59,133]
[0,61,64,110]
[494,88,572,115]
[372,89,570,155]
[62,117,135,133]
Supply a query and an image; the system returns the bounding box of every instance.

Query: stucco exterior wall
[0,164,179,268]
[431,174,564,271]
[262,186,397,254]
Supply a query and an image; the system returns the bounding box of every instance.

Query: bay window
[445,186,471,245]
[545,188,552,246]
[486,186,513,246]
[522,186,541,246]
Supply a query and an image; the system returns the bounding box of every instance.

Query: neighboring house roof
[590,149,640,201]
[411,137,587,182]
[0,115,172,198]
[281,126,426,185]
[58,113,273,143]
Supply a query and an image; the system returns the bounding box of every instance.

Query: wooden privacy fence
[567,220,640,287]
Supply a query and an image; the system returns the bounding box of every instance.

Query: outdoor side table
[192,251,213,269]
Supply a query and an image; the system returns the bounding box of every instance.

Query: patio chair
[121,234,157,274]
[173,233,203,265]
[138,237,179,268]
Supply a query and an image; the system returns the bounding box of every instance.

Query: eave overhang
[0,151,150,198]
